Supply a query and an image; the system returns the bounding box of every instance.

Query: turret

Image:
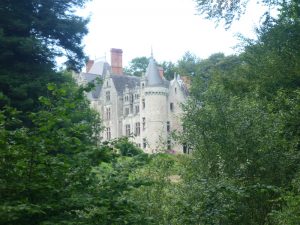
[141,56,169,153]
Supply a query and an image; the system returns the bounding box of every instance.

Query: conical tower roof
[146,57,163,86]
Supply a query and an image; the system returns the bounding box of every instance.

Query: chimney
[86,60,94,73]
[111,48,123,75]
[158,66,164,78]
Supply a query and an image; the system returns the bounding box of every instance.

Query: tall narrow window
[125,124,131,136]
[143,138,147,148]
[130,94,134,103]
[167,140,171,150]
[135,122,140,136]
[142,117,146,130]
[175,87,177,93]
[135,105,139,114]
[124,107,129,116]
[170,102,174,111]
[142,99,145,109]
[106,91,110,101]
[183,143,188,154]
[167,121,170,132]
[106,107,111,120]
[106,127,111,140]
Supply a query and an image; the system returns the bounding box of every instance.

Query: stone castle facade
[77,49,189,153]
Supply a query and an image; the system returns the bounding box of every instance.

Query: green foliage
[159,61,177,80]
[176,51,200,76]
[113,137,144,156]
[0,0,89,112]
[271,174,300,225]
[178,3,300,223]
[124,56,149,77]
[79,140,151,225]
[128,154,184,225]
[194,0,281,28]
[0,78,102,224]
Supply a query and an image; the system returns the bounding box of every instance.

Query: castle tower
[140,57,169,153]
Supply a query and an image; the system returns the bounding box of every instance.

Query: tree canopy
[194,0,287,27]
[0,0,89,112]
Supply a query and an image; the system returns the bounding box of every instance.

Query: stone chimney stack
[110,48,123,75]
[158,66,164,78]
[86,60,94,73]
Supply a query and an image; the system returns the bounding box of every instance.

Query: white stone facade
[77,50,188,153]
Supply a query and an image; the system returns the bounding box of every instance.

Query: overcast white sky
[79,0,265,66]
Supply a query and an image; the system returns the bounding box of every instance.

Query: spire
[146,57,163,86]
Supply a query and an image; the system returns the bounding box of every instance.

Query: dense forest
[1,0,299,224]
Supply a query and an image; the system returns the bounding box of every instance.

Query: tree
[194,0,283,28]
[0,74,103,224]
[176,51,200,76]
[124,57,149,77]
[0,0,89,111]
[178,5,300,221]
[159,61,177,80]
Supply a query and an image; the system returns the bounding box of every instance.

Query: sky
[78,0,266,67]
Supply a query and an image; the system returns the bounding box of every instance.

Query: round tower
[140,57,169,153]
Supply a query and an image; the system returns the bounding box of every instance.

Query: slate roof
[88,61,110,75]
[111,75,140,95]
[80,73,100,83]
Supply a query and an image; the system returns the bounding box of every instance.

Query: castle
[77,48,189,153]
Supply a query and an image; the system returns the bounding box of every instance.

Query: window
[106,81,109,87]
[137,143,141,148]
[142,117,146,130]
[143,138,147,148]
[125,124,131,136]
[125,95,129,102]
[106,107,111,120]
[170,102,174,111]
[142,99,145,109]
[183,143,189,154]
[167,139,171,150]
[135,105,139,114]
[175,87,177,93]
[130,94,134,102]
[135,122,140,136]
[167,121,170,132]
[142,83,145,88]
[124,107,129,116]
[106,91,110,101]
[106,127,111,140]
